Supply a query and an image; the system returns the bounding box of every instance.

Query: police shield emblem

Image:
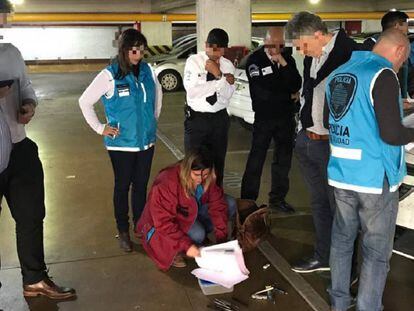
[328,73,357,121]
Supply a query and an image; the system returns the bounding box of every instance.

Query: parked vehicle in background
[151,40,197,92]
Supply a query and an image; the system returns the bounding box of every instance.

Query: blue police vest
[101,61,157,151]
[326,51,406,194]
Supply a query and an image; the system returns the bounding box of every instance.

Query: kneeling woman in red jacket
[136,149,236,270]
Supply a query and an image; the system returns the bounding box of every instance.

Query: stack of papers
[191,240,250,289]
[403,113,414,151]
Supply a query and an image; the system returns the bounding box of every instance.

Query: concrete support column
[141,22,173,46]
[361,20,382,33]
[196,0,251,52]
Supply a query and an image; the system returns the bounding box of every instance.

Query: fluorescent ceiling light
[309,0,320,4]
[10,0,24,5]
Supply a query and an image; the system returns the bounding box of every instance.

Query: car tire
[158,69,182,92]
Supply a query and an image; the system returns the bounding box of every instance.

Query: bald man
[324,29,413,311]
[240,27,301,213]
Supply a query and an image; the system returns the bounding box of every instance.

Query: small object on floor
[172,254,187,268]
[269,201,295,213]
[262,263,271,270]
[251,284,288,301]
[116,231,132,252]
[209,298,239,311]
[291,256,330,273]
[198,278,233,295]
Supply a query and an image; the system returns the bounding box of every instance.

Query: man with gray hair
[285,11,359,273]
[324,29,412,311]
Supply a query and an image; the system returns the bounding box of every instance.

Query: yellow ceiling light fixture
[309,0,320,4]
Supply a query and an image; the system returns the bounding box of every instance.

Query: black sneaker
[291,257,330,273]
[269,201,295,213]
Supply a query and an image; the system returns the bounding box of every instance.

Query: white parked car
[151,40,197,92]
[227,48,304,127]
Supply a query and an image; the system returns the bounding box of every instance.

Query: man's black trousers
[184,108,230,187]
[241,117,296,204]
[1,138,47,285]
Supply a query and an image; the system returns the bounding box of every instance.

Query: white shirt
[79,65,163,135]
[183,52,236,113]
[0,43,37,143]
[302,31,338,135]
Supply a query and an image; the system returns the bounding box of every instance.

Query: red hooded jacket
[136,164,228,271]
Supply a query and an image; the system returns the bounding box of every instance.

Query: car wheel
[158,69,182,92]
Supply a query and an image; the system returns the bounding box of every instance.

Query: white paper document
[191,240,249,289]
[403,114,414,151]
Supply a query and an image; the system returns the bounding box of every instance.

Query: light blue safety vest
[326,51,406,194]
[101,61,157,151]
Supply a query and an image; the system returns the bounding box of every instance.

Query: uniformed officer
[241,27,302,213]
[183,28,236,187]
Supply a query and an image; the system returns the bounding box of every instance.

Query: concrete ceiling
[11,0,414,14]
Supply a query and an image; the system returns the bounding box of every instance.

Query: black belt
[188,107,227,118]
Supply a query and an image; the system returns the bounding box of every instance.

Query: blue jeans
[187,194,236,244]
[294,130,335,264]
[329,179,398,311]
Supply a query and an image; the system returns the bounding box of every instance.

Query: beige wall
[13,0,151,13]
[374,1,414,10]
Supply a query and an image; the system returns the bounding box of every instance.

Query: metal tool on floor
[207,298,240,311]
[251,284,288,303]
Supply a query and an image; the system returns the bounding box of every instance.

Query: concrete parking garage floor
[0,72,413,311]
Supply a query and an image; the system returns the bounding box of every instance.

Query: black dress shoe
[269,201,295,213]
[23,277,76,300]
[291,257,330,273]
[117,231,132,252]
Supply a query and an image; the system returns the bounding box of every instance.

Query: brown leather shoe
[118,231,132,252]
[23,277,76,300]
[172,254,187,268]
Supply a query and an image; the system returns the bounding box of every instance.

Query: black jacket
[245,46,302,121]
[301,28,359,129]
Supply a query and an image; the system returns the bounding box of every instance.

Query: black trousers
[2,138,47,285]
[184,109,230,187]
[241,117,296,204]
[108,146,154,233]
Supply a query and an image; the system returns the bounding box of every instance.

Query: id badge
[117,84,130,97]
[262,66,273,76]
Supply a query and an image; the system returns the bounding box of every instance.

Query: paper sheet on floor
[191,240,249,288]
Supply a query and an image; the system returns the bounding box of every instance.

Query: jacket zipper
[140,82,147,103]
